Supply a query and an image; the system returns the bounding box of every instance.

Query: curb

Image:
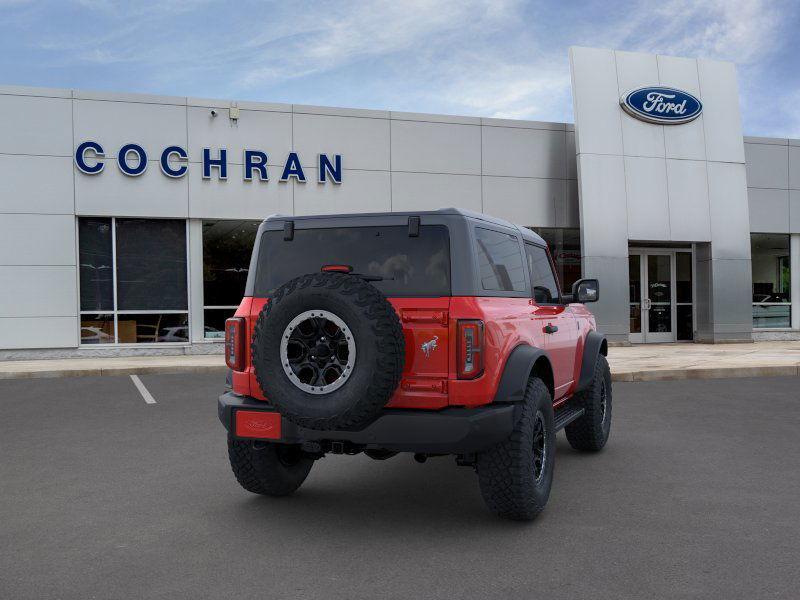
[611,365,799,382]
[0,364,798,382]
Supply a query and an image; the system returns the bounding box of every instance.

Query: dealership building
[1,46,799,358]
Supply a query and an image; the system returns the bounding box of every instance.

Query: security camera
[210,109,218,117]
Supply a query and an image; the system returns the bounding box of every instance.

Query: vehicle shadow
[214,438,586,535]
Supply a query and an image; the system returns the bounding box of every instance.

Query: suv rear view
[219,208,611,520]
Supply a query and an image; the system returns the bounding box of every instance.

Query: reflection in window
[474,228,527,292]
[202,220,261,339]
[255,226,451,297]
[751,234,791,328]
[77,217,189,344]
[524,243,560,303]
[531,228,582,294]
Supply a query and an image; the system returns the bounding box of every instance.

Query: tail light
[457,319,484,379]
[225,317,246,371]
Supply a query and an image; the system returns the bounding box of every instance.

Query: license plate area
[234,410,282,439]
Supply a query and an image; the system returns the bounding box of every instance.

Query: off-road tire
[476,377,556,521]
[565,354,612,452]
[251,272,405,431]
[227,435,314,496]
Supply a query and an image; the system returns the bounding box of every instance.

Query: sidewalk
[607,340,800,381]
[1,341,799,382]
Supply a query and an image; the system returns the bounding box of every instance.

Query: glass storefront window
[751,233,791,328]
[78,217,189,344]
[202,220,260,339]
[531,228,582,294]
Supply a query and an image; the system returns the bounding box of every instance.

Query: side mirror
[568,278,599,303]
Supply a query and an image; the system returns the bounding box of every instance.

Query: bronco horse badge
[421,336,439,358]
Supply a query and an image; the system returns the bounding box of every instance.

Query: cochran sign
[74,141,343,184]
[620,87,702,125]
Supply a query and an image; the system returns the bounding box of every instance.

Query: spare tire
[251,272,405,430]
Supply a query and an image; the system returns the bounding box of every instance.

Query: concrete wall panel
[697,59,745,163]
[0,214,75,265]
[748,188,790,233]
[482,127,565,179]
[745,142,789,189]
[0,316,78,349]
[576,154,628,257]
[294,169,390,215]
[789,146,800,190]
[293,113,390,172]
[666,159,711,242]
[569,47,624,156]
[391,172,481,212]
[391,120,480,175]
[624,156,670,240]
[0,155,74,214]
[0,266,76,317]
[707,162,751,259]
[482,176,561,226]
[0,94,73,156]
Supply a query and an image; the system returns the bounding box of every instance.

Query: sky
[1,0,799,137]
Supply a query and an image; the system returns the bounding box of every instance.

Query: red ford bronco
[218,208,611,520]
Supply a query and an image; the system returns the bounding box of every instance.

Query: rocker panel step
[554,406,585,431]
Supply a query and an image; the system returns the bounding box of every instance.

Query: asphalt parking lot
[1,374,799,599]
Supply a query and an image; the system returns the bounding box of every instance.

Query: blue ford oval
[620,87,703,124]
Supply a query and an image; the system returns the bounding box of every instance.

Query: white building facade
[1,46,799,357]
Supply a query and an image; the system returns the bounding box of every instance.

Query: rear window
[254,225,450,297]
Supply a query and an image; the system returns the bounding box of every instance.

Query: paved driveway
[1,375,798,599]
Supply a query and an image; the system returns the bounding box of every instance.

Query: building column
[188,219,205,344]
[792,234,800,331]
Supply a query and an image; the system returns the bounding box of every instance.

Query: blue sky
[2,0,799,136]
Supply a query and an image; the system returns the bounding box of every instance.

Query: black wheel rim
[533,410,547,483]
[280,309,356,394]
[599,380,608,425]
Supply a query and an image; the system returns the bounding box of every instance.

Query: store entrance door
[629,249,694,343]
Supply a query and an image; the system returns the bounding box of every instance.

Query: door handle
[543,324,559,334]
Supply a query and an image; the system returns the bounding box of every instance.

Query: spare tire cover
[251,272,405,430]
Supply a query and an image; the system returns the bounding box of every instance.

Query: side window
[474,227,527,292]
[525,243,561,304]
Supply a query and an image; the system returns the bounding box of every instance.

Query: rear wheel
[565,354,612,452]
[227,435,314,496]
[476,377,555,521]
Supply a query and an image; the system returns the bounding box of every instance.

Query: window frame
[78,216,190,346]
[524,241,564,306]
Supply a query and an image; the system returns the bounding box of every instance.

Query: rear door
[524,242,578,400]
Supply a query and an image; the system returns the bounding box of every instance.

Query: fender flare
[493,344,552,403]
[575,330,608,393]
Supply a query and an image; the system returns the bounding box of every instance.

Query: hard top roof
[262,207,546,246]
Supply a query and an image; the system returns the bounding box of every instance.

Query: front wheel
[565,354,612,451]
[227,435,314,496]
[476,377,555,521]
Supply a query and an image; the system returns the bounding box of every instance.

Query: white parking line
[130,375,157,404]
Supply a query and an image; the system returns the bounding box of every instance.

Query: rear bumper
[218,392,517,454]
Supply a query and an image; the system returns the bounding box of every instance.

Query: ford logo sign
[620,86,702,125]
